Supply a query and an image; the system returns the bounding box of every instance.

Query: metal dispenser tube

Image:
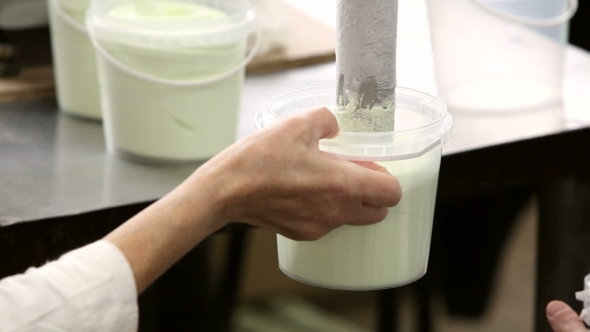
[335,0,398,132]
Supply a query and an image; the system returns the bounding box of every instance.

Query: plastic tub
[48,0,102,119]
[427,0,578,113]
[86,0,259,162]
[256,83,453,290]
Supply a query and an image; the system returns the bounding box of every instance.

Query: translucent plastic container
[48,0,102,119]
[256,83,453,290]
[427,0,578,113]
[86,0,259,162]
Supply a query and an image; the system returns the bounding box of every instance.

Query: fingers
[301,107,340,141]
[546,301,586,332]
[352,163,402,208]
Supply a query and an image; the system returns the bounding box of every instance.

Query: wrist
[176,166,234,233]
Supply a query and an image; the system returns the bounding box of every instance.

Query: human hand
[191,107,402,240]
[105,107,401,293]
[547,301,587,332]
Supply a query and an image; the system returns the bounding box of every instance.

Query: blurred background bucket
[87,0,258,162]
[48,0,102,120]
[427,0,578,113]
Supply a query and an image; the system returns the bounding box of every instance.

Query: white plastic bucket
[86,0,259,162]
[427,0,578,113]
[48,0,102,120]
[256,83,453,290]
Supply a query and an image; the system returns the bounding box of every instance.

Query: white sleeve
[0,240,138,332]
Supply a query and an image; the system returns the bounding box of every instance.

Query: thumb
[546,301,586,332]
[302,107,339,141]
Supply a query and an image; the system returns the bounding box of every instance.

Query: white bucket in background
[86,0,259,162]
[427,0,578,113]
[256,83,453,290]
[48,0,102,120]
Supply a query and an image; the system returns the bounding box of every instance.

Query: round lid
[86,0,256,47]
[257,83,453,162]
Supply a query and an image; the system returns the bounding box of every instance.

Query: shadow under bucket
[256,83,453,290]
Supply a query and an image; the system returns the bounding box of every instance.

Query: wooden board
[0,2,335,102]
[0,66,55,103]
[246,1,336,75]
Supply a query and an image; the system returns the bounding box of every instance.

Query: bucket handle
[467,0,578,27]
[88,26,262,87]
[49,0,87,34]
[254,109,264,129]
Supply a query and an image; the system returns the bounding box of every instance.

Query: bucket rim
[257,83,454,162]
[86,0,256,47]
[467,0,578,27]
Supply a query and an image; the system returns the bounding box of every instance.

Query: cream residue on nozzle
[335,0,399,132]
[336,95,394,132]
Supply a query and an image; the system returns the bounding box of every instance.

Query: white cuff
[0,240,139,332]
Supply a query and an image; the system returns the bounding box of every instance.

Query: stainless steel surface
[0,99,200,226]
[0,64,336,226]
[1,45,590,226]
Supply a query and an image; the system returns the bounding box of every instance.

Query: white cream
[92,1,249,161]
[48,0,102,119]
[277,149,441,290]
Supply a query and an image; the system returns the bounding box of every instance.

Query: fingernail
[547,301,568,318]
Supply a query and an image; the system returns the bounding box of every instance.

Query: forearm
[103,107,401,294]
[104,170,227,294]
